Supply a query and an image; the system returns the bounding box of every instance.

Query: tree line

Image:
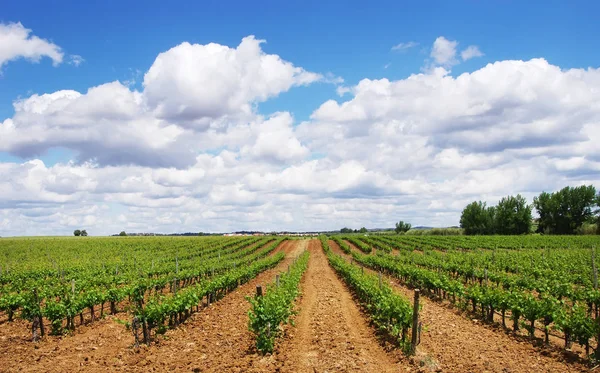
[460,185,599,235]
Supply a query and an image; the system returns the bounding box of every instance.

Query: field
[1,235,599,372]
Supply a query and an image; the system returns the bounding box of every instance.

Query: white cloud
[430,36,458,66]
[0,36,322,168]
[0,22,64,69]
[0,36,599,236]
[143,35,322,125]
[68,54,85,66]
[391,41,418,52]
[461,45,484,61]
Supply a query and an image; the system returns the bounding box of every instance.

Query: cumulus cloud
[430,36,458,66]
[307,58,600,155]
[0,82,195,168]
[0,22,64,69]
[461,45,484,61]
[0,35,599,236]
[143,36,322,125]
[0,36,321,168]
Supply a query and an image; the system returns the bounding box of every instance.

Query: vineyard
[0,235,598,372]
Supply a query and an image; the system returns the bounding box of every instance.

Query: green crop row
[320,236,414,350]
[247,250,310,354]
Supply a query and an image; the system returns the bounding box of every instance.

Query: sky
[0,1,599,236]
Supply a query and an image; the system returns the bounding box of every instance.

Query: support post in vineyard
[132,316,140,348]
[592,246,598,290]
[256,285,263,297]
[410,289,421,355]
[378,272,382,289]
[276,275,280,288]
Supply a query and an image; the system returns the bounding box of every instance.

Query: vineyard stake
[256,285,263,297]
[593,246,598,290]
[276,275,280,287]
[410,289,420,355]
[378,272,382,289]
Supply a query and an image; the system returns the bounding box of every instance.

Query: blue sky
[0,1,599,235]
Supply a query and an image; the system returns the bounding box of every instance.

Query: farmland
[0,235,599,372]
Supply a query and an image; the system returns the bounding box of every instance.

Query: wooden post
[378,272,382,289]
[276,275,280,287]
[410,289,421,355]
[593,246,598,290]
[287,265,290,275]
[256,285,263,297]
[132,316,140,348]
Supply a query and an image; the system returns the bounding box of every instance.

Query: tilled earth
[0,239,590,373]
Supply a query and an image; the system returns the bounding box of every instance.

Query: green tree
[495,194,532,235]
[533,185,597,234]
[81,230,88,237]
[340,227,353,234]
[595,192,600,234]
[460,201,495,235]
[395,221,411,234]
[359,227,368,234]
[119,231,127,236]
[73,229,81,236]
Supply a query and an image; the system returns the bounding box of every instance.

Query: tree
[359,227,368,234]
[460,201,495,235]
[395,221,411,234]
[534,185,597,234]
[495,194,532,235]
[73,230,81,236]
[595,192,600,234]
[119,231,127,236]
[340,227,353,234]
[81,230,88,237]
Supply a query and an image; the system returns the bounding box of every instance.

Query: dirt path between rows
[0,239,301,373]
[268,239,409,373]
[329,240,587,373]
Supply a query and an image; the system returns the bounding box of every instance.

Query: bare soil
[267,239,409,372]
[329,239,588,373]
[0,240,300,373]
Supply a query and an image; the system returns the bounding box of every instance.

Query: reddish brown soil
[267,239,409,372]
[0,240,301,373]
[328,240,588,373]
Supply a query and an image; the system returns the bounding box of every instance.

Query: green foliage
[404,228,463,236]
[534,185,597,234]
[460,201,495,235]
[395,221,411,234]
[0,235,280,341]
[73,229,81,236]
[340,227,354,234]
[331,236,351,254]
[81,230,88,237]
[461,195,532,235]
[248,250,309,354]
[495,194,532,235]
[319,236,414,350]
[119,231,127,236]
[344,236,372,253]
[359,227,368,234]
[351,233,600,357]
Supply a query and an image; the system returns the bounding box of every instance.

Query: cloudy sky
[1,1,599,236]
